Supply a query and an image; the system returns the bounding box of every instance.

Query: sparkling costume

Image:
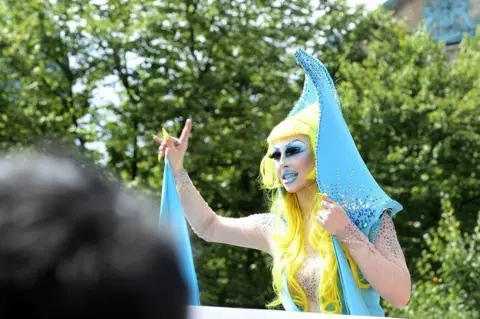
[160,49,410,315]
[174,170,408,314]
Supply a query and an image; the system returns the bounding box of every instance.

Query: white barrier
[188,306,403,318]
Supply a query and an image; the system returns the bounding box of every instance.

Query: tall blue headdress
[281,49,402,316]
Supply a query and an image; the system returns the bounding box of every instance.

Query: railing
[188,306,404,318]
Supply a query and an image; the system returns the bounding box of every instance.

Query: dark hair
[0,151,187,319]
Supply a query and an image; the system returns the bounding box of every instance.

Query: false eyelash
[268,152,281,160]
[285,146,301,155]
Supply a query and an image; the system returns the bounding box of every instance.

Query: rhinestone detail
[296,255,323,303]
[174,169,192,193]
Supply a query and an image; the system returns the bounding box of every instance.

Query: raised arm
[153,119,274,255]
[337,213,411,308]
[174,169,274,254]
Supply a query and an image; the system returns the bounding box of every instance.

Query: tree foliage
[386,199,480,319]
[1,0,479,314]
[337,14,480,262]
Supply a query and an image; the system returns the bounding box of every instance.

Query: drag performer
[154,49,411,316]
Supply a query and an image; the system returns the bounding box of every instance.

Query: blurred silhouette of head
[0,149,187,319]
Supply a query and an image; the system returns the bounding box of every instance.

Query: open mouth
[282,171,298,184]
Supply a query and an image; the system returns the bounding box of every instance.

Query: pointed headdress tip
[289,48,327,117]
[294,48,327,69]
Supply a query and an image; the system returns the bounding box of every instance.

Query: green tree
[385,199,480,319]
[336,16,480,316]
[0,0,97,155]
[337,16,480,260]
[1,0,479,311]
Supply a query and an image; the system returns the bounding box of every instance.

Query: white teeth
[283,174,296,179]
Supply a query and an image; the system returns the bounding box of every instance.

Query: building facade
[383,0,480,45]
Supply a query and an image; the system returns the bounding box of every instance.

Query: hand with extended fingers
[153,119,192,175]
[317,195,352,237]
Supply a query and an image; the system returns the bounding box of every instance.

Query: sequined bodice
[174,170,410,313]
[296,255,323,310]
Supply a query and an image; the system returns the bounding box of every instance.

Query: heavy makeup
[269,135,315,195]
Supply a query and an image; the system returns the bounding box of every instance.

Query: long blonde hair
[260,105,369,313]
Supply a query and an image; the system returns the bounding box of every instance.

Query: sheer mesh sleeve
[336,212,411,308]
[173,169,274,255]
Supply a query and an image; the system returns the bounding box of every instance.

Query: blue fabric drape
[159,161,201,305]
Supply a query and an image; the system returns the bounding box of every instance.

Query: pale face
[269,135,315,194]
